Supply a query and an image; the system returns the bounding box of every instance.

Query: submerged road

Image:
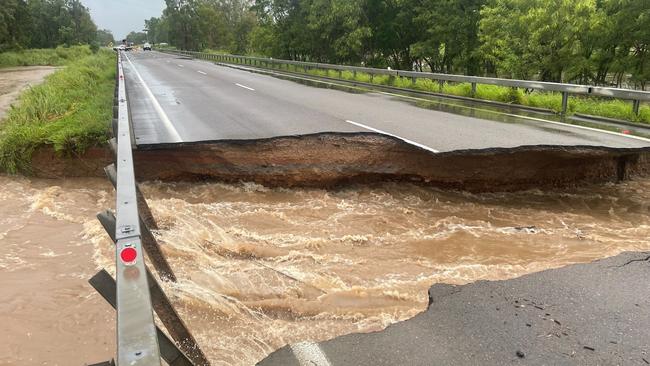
[122,51,650,151]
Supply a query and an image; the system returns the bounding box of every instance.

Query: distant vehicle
[112,44,133,52]
[143,42,152,51]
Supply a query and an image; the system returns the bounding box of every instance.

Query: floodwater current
[1,175,649,365]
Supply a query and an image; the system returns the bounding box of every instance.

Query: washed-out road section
[122,51,650,151]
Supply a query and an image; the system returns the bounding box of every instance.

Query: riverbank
[259,250,650,365]
[0,66,58,120]
[0,48,114,174]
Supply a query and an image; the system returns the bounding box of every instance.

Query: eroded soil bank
[29,133,650,192]
[133,133,650,191]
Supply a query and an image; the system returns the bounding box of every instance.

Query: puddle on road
[2,176,649,365]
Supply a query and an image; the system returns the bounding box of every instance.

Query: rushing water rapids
[1,175,649,365]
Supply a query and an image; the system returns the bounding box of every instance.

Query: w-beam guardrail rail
[112,50,161,366]
[86,51,210,366]
[163,49,649,116]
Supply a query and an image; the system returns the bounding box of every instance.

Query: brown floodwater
[1,175,649,365]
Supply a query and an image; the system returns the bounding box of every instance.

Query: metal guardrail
[163,49,648,116]
[114,51,161,366]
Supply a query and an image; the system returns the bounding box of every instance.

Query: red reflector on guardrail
[120,247,137,265]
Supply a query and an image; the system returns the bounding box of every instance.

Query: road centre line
[123,52,183,142]
[345,119,440,153]
[197,70,207,75]
[235,83,255,91]
[177,64,184,67]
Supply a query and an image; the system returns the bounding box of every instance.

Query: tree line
[1,0,115,52]
[148,0,648,88]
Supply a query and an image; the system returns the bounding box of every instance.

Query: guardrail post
[561,91,569,115]
[438,80,444,93]
[471,82,477,97]
[633,99,640,116]
[89,270,204,366]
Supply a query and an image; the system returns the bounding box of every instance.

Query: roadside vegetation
[212,57,650,124]
[0,1,117,173]
[146,0,649,90]
[0,49,115,173]
[145,0,649,124]
[0,45,95,68]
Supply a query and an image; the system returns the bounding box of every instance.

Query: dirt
[30,146,113,178]
[132,133,650,192]
[0,66,59,120]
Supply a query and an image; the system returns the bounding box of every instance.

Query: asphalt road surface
[122,51,650,151]
[259,252,650,366]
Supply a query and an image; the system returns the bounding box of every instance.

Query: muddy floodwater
[1,175,649,365]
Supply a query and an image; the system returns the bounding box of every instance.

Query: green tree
[96,29,114,46]
[480,0,599,82]
[412,0,485,74]
[0,0,31,51]
[125,31,148,45]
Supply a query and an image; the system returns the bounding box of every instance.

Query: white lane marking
[290,342,331,366]
[197,70,207,75]
[224,63,650,143]
[235,83,255,91]
[123,53,183,142]
[345,119,440,153]
[177,64,184,68]
[364,91,650,143]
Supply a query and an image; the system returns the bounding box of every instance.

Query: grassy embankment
[0,46,115,173]
[216,55,650,124]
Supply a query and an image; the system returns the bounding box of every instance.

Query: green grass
[0,49,115,173]
[0,45,95,68]
[226,57,649,124]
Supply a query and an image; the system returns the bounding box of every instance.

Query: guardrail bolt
[119,225,135,235]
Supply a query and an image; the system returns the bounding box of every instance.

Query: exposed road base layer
[259,251,650,366]
[133,132,650,192]
[31,146,113,178]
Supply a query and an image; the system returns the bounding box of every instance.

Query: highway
[122,51,650,151]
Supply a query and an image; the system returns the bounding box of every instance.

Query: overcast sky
[81,0,166,40]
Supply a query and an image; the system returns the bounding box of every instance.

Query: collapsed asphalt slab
[258,251,650,365]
